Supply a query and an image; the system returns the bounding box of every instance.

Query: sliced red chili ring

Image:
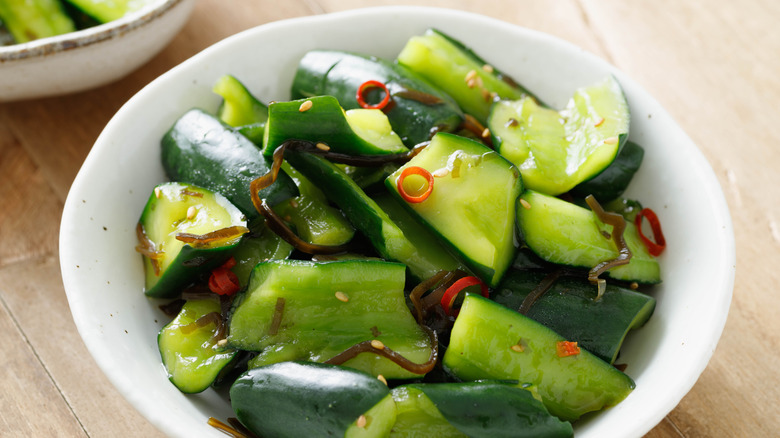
[356,80,391,110]
[635,207,666,256]
[208,266,241,296]
[396,166,434,204]
[440,276,488,316]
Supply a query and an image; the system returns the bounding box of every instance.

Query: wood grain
[0,0,777,436]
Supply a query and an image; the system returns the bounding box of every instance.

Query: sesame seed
[465,69,478,82]
[186,206,197,220]
[335,291,349,302]
[594,117,605,127]
[316,142,330,151]
[154,187,162,198]
[466,78,477,89]
[356,415,367,428]
[377,374,388,386]
[520,199,531,209]
[217,339,228,347]
[482,64,494,73]
[474,76,484,88]
[289,199,299,208]
[481,88,492,102]
[299,100,313,112]
[630,282,639,290]
[432,168,450,178]
[481,128,490,138]
[604,136,619,144]
[505,118,519,128]
[370,339,385,350]
[511,344,525,353]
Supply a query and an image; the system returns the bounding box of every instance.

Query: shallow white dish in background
[59,6,735,438]
[0,0,197,101]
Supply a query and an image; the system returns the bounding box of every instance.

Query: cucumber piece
[213,74,269,141]
[284,150,461,281]
[494,270,656,363]
[443,294,635,421]
[291,50,464,147]
[230,361,396,438]
[63,0,155,23]
[138,182,247,298]
[570,141,644,202]
[262,96,408,158]
[517,190,661,284]
[158,296,236,393]
[0,0,75,43]
[228,260,433,379]
[161,109,297,220]
[274,194,356,246]
[273,162,356,247]
[390,386,467,438]
[397,29,533,124]
[393,382,573,438]
[385,133,522,287]
[489,76,630,196]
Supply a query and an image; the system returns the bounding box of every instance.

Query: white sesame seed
[594,117,605,127]
[482,64,495,73]
[481,128,490,138]
[217,339,228,347]
[377,374,388,386]
[154,187,162,198]
[186,206,197,220]
[520,199,531,210]
[299,100,313,112]
[604,136,619,144]
[335,291,349,302]
[289,199,299,208]
[316,142,330,151]
[432,168,450,178]
[464,69,478,82]
[466,78,477,89]
[356,415,367,428]
[370,339,385,350]
[511,344,524,353]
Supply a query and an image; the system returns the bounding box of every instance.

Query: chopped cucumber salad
[134,28,666,438]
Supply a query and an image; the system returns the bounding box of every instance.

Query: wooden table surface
[1,0,777,436]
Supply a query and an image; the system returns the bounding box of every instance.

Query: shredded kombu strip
[585,194,632,300]
[135,223,162,276]
[409,271,450,324]
[207,417,256,438]
[324,326,439,375]
[518,268,564,315]
[459,114,494,148]
[175,225,250,248]
[179,311,221,335]
[268,297,286,335]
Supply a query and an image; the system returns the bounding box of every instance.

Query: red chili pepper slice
[396,166,434,204]
[356,80,391,110]
[635,208,666,256]
[440,276,489,316]
[208,257,240,296]
[556,341,581,357]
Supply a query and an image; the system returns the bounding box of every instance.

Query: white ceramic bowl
[0,0,197,101]
[59,6,735,438]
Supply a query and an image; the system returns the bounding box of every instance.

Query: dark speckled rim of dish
[0,0,185,63]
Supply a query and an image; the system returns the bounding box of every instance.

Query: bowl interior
[60,7,735,438]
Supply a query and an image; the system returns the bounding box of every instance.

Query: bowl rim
[0,0,186,62]
[59,5,736,437]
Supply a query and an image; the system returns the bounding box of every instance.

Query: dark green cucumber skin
[493,270,656,363]
[570,141,645,202]
[144,244,235,299]
[291,50,464,147]
[230,361,389,438]
[408,382,573,438]
[161,109,297,220]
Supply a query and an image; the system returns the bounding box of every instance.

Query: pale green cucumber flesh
[158,297,236,393]
[489,76,630,196]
